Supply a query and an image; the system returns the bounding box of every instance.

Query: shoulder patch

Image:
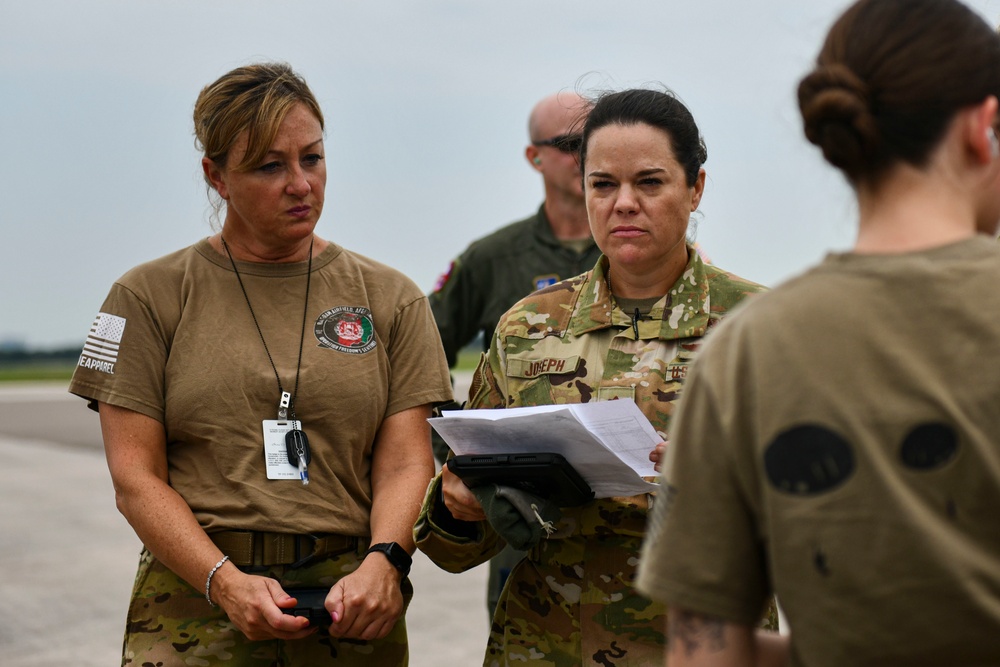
[78,311,126,375]
[432,260,456,293]
[533,274,559,291]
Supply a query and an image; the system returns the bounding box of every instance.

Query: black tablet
[448,452,594,507]
[282,587,332,630]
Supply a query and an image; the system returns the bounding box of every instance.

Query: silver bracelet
[205,555,230,607]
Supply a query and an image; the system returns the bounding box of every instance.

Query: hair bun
[798,63,879,178]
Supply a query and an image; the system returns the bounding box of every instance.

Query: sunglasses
[532,133,583,154]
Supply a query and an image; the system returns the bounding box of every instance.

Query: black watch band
[365,542,412,577]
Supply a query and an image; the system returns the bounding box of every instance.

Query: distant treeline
[0,346,81,365]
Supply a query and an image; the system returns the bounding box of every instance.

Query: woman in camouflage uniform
[415,88,774,666]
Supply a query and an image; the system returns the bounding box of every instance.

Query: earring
[533,157,542,165]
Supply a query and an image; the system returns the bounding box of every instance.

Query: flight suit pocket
[648,343,697,407]
[666,344,698,383]
[507,355,581,379]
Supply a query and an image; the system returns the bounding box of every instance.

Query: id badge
[263,420,300,480]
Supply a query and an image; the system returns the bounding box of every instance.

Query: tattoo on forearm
[669,610,727,657]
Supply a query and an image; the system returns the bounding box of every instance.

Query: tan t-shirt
[638,236,1000,666]
[70,238,452,536]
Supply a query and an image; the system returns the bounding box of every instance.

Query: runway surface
[0,381,488,666]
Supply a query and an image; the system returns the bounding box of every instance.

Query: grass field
[0,362,76,382]
[454,347,483,372]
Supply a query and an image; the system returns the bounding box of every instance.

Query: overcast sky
[3,0,1000,349]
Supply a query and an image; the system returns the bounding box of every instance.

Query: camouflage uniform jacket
[415,248,766,666]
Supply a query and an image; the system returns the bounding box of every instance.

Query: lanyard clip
[278,391,291,420]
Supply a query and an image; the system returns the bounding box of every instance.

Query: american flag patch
[83,312,126,365]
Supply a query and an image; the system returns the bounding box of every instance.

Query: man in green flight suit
[428,91,601,615]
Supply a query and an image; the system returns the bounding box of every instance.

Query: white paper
[430,401,660,498]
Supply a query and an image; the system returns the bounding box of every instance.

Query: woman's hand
[322,403,430,640]
[649,441,668,473]
[442,461,486,522]
[100,403,315,641]
[325,554,404,640]
[212,563,316,641]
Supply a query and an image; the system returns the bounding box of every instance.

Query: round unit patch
[314,306,376,354]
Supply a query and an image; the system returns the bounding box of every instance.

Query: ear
[967,95,999,165]
[202,157,230,200]
[525,145,543,172]
[689,168,707,211]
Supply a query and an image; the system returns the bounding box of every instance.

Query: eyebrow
[587,167,667,178]
[264,138,324,157]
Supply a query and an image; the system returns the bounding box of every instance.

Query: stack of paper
[429,401,661,498]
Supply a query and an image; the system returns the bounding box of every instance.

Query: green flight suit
[430,204,601,368]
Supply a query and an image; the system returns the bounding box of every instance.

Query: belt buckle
[291,533,321,569]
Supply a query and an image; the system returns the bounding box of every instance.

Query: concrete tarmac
[0,382,489,666]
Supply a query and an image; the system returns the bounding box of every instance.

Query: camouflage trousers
[484,533,666,667]
[482,533,781,666]
[121,546,411,666]
[487,544,526,616]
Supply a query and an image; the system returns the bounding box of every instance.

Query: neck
[543,191,591,240]
[607,246,689,299]
[854,165,979,254]
[211,228,324,263]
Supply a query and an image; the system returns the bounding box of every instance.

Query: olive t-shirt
[70,238,452,536]
[638,236,1000,665]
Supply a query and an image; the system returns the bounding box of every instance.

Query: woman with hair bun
[637,0,1000,665]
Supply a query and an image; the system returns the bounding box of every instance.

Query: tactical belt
[210,530,362,568]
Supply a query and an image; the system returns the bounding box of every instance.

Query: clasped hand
[214,559,403,641]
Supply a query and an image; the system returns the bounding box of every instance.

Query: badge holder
[263,392,311,484]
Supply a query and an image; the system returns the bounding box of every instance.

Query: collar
[195,237,342,276]
[566,246,713,341]
[531,203,597,252]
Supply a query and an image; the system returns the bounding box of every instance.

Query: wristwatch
[365,542,412,577]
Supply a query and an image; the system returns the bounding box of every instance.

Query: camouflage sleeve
[466,329,508,410]
[413,471,505,572]
[415,339,513,570]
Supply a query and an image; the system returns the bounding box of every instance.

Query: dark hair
[580,88,707,186]
[799,0,1000,185]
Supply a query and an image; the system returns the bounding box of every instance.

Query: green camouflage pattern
[121,546,411,666]
[415,249,771,665]
[428,206,600,615]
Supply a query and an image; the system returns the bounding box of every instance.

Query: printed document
[429,401,660,498]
